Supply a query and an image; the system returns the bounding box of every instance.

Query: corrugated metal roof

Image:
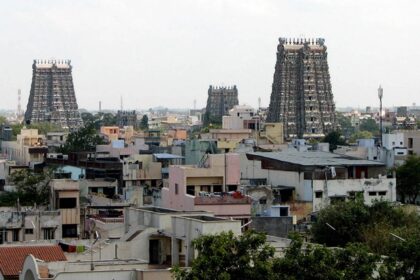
[247,151,385,167]
[0,245,66,277]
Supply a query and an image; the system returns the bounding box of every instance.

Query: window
[43,228,55,240]
[59,198,77,209]
[0,231,7,244]
[259,199,267,205]
[175,183,179,195]
[368,191,377,196]
[227,185,237,192]
[378,191,387,196]
[25,228,34,235]
[315,191,323,198]
[186,185,195,196]
[213,185,222,192]
[62,225,77,238]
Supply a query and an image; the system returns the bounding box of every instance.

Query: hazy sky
[1,0,419,111]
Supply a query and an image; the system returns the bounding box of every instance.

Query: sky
[0,0,419,111]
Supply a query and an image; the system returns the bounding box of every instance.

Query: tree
[336,112,354,138]
[0,115,7,125]
[359,119,379,134]
[57,123,105,153]
[272,235,380,280]
[140,115,149,130]
[395,155,420,203]
[3,169,54,206]
[323,131,346,152]
[349,130,373,143]
[172,230,275,280]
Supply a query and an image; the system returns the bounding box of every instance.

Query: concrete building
[204,85,239,124]
[222,105,260,130]
[99,126,120,142]
[49,180,81,239]
[24,59,83,130]
[247,151,396,214]
[267,38,336,139]
[161,154,251,220]
[0,208,62,243]
[403,130,420,155]
[46,132,68,152]
[1,128,48,166]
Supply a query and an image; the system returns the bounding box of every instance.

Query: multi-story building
[161,153,251,221]
[1,128,48,166]
[267,38,336,139]
[205,85,239,124]
[49,179,81,239]
[24,59,83,130]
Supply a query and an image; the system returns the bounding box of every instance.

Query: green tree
[349,130,373,143]
[336,112,354,138]
[395,155,420,203]
[0,115,7,125]
[172,230,275,280]
[273,235,380,280]
[140,115,149,130]
[3,169,54,206]
[323,131,346,152]
[359,119,379,134]
[57,123,105,153]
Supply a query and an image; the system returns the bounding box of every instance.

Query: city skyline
[1,0,419,111]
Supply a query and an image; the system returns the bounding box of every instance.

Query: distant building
[396,106,408,117]
[117,110,137,128]
[25,59,83,130]
[205,85,239,124]
[267,38,336,139]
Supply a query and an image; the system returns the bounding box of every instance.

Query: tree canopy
[1,169,54,206]
[349,130,374,143]
[395,155,420,204]
[359,119,379,134]
[140,115,149,130]
[323,131,346,151]
[57,123,105,153]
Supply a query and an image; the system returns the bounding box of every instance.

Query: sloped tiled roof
[0,245,66,277]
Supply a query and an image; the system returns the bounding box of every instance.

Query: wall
[312,177,396,211]
[250,216,293,238]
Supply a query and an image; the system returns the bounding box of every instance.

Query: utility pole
[378,85,383,147]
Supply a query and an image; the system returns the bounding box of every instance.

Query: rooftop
[0,245,66,277]
[247,150,385,168]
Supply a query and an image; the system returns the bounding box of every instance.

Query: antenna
[193,99,197,110]
[120,95,123,111]
[258,97,261,109]
[99,101,102,113]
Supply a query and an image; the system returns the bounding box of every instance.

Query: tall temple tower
[204,85,239,124]
[25,59,83,130]
[267,38,336,139]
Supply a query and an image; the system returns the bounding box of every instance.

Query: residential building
[116,110,138,128]
[403,130,420,155]
[266,38,336,139]
[1,128,48,166]
[161,153,251,220]
[49,179,81,238]
[247,151,396,214]
[222,105,260,130]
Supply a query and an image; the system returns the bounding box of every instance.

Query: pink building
[161,154,251,221]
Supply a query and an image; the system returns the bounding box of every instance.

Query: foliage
[140,115,149,130]
[57,122,105,153]
[172,231,408,280]
[322,131,346,151]
[336,112,354,137]
[0,115,7,125]
[203,111,222,126]
[27,122,65,135]
[273,235,380,280]
[359,118,379,134]
[349,130,374,143]
[311,200,420,259]
[1,169,54,206]
[11,123,24,138]
[395,155,420,204]
[172,230,275,280]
